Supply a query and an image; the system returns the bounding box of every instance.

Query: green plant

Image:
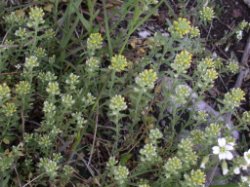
[0,1,249,187]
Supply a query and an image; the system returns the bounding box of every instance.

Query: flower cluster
[34,47,46,59]
[38,71,57,82]
[15,81,31,96]
[242,111,250,124]
[86,57,100,72]
[43,101,56,115]
[199,7,215,23]
[226,60,239,74]
[4,10,25,27]
[38,157,59,179]
[82,92,96,106]
[110,54,128,72]
[196,58,218,90]
[27,7,45,28]
[65,73,79,90]
[148,128,163,144]
[223,88,245,111]
[194,110,208,122]
[87,33,103,52]
[1,102,17,117]
[190,26,200,38]
[46,82,60,96]
[135,69,157,92]
[183,169,206,187]
[169,17,191,38]
[140,143,159,162]
[61,94,75,109]
[177,138,198,169]
[140,128,162,163]
[107,157,129,185]
[171,84,191,105]
[190,123,221,145]
[0,83,11,104]
[171,50,192,75]
[163,156,182,179]
[24,56,39,71]
[169,18,200,38]
[109,95,127,116]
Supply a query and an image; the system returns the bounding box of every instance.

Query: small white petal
[233,167,240,174]
[241,176,248,182]
[200,163,205,169]
[222,167,228,175]
[225,144,234,151]
[225,151,234,160]
[219,152,227,160]
[243,149,250,164]
[218,138,226,147]
[241,163,248,170]
[212,146,220,154]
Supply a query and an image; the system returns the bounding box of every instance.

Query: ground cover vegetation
[0,0,249,186]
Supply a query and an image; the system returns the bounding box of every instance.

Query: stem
[103,0,113,57]
[133,91,143,124]
[109,70,115,95]
[113,114,120,153]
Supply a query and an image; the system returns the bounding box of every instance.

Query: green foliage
[0,0,249,187]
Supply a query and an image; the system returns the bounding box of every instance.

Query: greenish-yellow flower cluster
[242,111,250,124]
[177,138,198,169]
[223,88,245,111]
[4,10,25,26]
[164,156,182,178]
[61,94,75,109]
[109,95,127,116]
[171,50,192,75]
[227,60,239,74]
[184,169,206,186]
[46,82,60,96]
[87,33,103,51]
[110,54,128,72]
[170,17,191,37]
[140,143,159,162]
[140,128,162,163]
[135,69,157,92]
[197,58,218,89]
[16,81,31,96]
[38,157,59,179]
[24,56,39,70]
[1,102,17,117]
[169,18,200,38]
[65,73,79,90]
[200,7,215,23]
[107,157,129,185]
[0,83,11,103]
[86,57,100,72]
[27,7,45,28]
[171,84,191,105]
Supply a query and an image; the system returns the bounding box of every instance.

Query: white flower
[212,138,234,160]
[233,167,240,175]
[241,176,249,183]
[241,164,248,171]
[244,149,250,165]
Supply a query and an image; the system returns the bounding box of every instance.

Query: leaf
[211,184,238,187]
[120,153,132,165]
[44,4,54,12]
[3,137,10,144]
